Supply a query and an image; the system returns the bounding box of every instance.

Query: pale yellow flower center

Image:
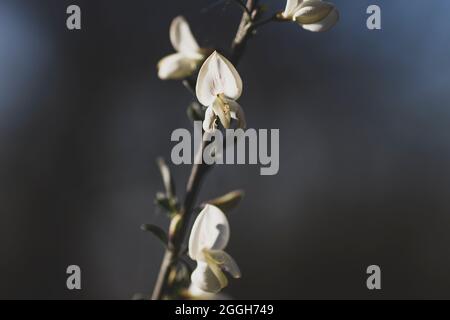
[217,94,231,117]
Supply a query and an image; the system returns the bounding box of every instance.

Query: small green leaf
[187,102,204,122]
[141,224,168,247]
[155,192,178,217]
[156,157,176,199]
[205,190,245,213]
[169,259,193,293]
[179,257,193,275]
[176,260,192,285]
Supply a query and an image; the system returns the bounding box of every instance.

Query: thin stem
[250,13,281,31]
[231,0,253,20]
[230,0,258,64]
[152,0,258,300]
[152,142,211,300]
[182,78,196,96]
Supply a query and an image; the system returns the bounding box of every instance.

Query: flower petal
[170,16,202,58]
[283,0,303,19]
[203,106,217,132]
[211,97,232,129]
[196,51,243,107]
[297,2,339,32]
[205,250,241,279]
[228,99,247,129]
[188,204,230,261]
[294,0,339,32]
[191,261,226,293]
[294,0,334,25]
[157,53,199,80]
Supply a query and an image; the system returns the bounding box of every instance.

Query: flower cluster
[152,0,340,298]
[158,0,339,80]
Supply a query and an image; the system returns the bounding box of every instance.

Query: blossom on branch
[282,0,339,32]
[196,51,246,132]
[188,204,241,293]
[158,16,207,80]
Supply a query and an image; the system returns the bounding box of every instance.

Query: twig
[230,0,258,64]
[231,0,253,20]
[250,13,281,31]
[182,78,196,96]
[152,141,211,300]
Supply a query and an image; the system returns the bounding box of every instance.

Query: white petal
[157,53,199,80]
[205,250,241,279]
[294,0,334,25]
[294,0,339,32]
[170,16,202,58]
[191,261,227,293]
[188,204,230,261]
[203,106,217,132]
[300,5,339,32]
[283,0,303,19]
[228,99,246,129]
[196,51,243,107]
[211,97,232,129]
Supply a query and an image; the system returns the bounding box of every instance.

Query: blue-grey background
[1,0,449,299]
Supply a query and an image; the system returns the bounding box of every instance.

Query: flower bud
[294,1,333,24]
[157,54,200,80]
[294,0,339,32]
[206,190,245,213]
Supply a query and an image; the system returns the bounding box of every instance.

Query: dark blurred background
[1,0,450,299]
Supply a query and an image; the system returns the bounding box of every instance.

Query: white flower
[188,204,241,293]
[282,0,339,32]
[157,16,206,80]
[196,51,246,132]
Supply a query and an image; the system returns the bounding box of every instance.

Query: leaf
[168,258,193,293]
[156,158,176,199]
[141,224,168,247]
[186,101,204,122]
[205,190,245,212]
[177,260,192,282]
[155,192,178,217]
[179,257,194,275]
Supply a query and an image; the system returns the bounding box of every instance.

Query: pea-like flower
[188,204,241,293]
[196,51,246,132]
[157,16,206,80]
[282,0,339,32]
